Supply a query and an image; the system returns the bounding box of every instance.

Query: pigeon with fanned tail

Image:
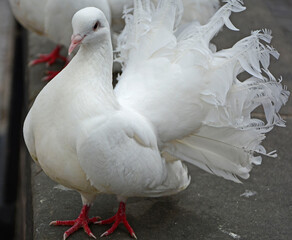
[23,0,289,239]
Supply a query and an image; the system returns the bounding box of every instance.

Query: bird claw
[89,232,97,239]
[42,70,61,81]
[63,232,68,240]
[28,60,35,67]
[49,220,57,226]
[28,45,66,67]
[100,231,109,238]
[98,202,136,238]
[50,205,98,239]
[100,230,137,239]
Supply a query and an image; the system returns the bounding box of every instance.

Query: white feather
[115,0,289,182]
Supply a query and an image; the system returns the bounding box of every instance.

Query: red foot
[42,62,68,81]
[50,204,100,240]
[29,45,68,67]
[97,202,137,239]
[42,70,60,81]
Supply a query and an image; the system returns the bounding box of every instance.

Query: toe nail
[90,233,97,239]
[63,233,68,240]
[100,231,108,237]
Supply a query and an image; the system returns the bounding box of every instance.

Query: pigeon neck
[66,36,118,109]
[75,37,113,88]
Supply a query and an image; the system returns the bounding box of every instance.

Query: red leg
[28,45,68,67]
[50,204,100,239]
[28,45,70,81]
[42,70,60,81]
[42,61,69,81]
[97,202,137,239]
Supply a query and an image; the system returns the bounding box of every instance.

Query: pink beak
[68,34,84,55]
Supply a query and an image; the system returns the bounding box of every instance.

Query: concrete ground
[20,0,292,239]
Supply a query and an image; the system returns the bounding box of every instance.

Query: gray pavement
[23,0,292,239]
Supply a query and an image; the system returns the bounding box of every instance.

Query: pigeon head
[69,7,110,55]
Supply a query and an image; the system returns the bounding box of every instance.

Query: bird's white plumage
[9,0,112,48]
[24,0,289,211]
[115,0,289,183]
[23,6,190,202]
[152,0,220,25]
[10,0,220,50]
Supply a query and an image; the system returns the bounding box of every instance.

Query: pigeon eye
[93,21,100,31]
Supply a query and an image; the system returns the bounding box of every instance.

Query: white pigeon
[23,0,289,239]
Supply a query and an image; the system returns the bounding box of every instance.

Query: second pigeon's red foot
[97,202,137,239]
[42,70,60,81]
[42,61,68,81]
[50,204,100,240]
[29,45,68,66]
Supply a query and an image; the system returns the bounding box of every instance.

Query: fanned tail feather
[206,29,289,126]
[117,0,183,68]
[116,0,289,183]
[167,27,289,182]
[215,29,278,80]
[227,76,289,127]
[151,0,220,26]
[177,0,246,51]
[180,0,220,25]
[164,124,274,183]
